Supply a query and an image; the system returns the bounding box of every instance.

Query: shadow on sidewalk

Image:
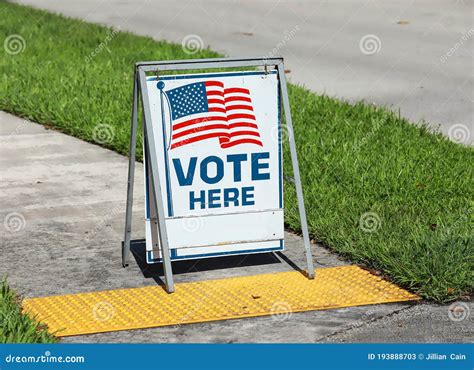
[129,239,302,287]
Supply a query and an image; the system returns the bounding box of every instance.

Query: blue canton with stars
[166,82,209,120]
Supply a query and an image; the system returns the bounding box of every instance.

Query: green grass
[1,2,472,304]
[0,277,57,343]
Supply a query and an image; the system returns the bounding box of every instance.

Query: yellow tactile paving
[23,265,419,337]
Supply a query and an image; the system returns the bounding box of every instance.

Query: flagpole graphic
[157,80,173,217]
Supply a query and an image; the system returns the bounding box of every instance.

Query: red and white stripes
[169,81,262,150]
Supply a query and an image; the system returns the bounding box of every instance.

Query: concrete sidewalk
[15,0,474,144]
[1,111,471,343]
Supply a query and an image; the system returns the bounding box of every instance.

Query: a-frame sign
[123,58,315,293]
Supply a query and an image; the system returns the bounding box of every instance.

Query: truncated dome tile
[23,265,419,337]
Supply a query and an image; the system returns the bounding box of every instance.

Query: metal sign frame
[122,57,315,293]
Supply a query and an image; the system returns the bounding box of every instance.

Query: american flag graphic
[165,81,263,150]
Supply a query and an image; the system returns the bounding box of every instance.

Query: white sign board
[143,71,283,262]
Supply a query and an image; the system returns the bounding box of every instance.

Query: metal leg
[145,134,161,258]
[122,70,139,267]
[277,63,316,279]
[138,69,175,293]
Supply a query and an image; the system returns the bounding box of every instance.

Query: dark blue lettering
[251,152,270,180]
[223,188,239,207]
[200,156,224,184]
[208,189,221,208]
[189,190,206,210]
[226,154,247,182]
[242,186,255,206]
[172,157,197,186]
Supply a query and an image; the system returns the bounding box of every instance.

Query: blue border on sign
[145,70,283,262]
[158,88,174,217]
[147,241,284,263]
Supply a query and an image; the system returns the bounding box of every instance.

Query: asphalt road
[15,0,474,144]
